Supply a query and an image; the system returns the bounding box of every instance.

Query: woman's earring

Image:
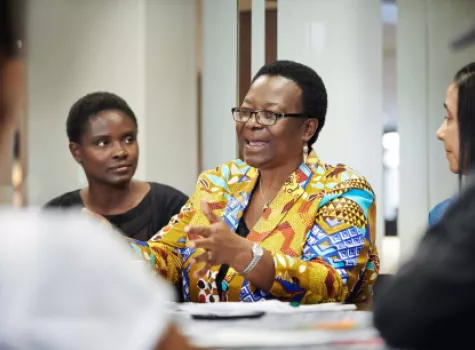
[303,144,309,163]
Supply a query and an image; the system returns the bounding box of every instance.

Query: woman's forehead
[85,111,136,134]
[245,75,301,107]
[445,83,458,113]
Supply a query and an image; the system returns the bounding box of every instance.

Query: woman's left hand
[185,199,253,277]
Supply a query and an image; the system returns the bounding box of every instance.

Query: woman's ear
[69,142,82,164]
[302,118,318,143]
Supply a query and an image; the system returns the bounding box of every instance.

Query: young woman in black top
[45,92,188,240]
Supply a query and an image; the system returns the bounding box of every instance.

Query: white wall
[143,0,198,195]
[251,0,266,78]
[200,0,238,172]
[382,48,398,223]
[398,0,475,260]
[383,50,397,131]
[26,0,198,205]
[277,0,384,251]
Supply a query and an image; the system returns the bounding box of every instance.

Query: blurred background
[3,0,475,273]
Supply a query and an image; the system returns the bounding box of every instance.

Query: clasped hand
[186,200,252,277]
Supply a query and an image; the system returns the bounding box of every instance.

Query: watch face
[254,244,264,257]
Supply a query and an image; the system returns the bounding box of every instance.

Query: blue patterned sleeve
[301,187,378,302]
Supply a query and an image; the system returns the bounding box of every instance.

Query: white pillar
[397,0,430,261]
[251,0,266,78]
[143,0,198,196]
[277,0,384,251]
[201,0,238,171]
[26,0,198,205]
[398,0,475,260]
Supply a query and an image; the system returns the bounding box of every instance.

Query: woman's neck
[83,180,136,215]
[259,157,303,200]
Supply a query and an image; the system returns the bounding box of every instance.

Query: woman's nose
[113,143,128,158]
[436,121,446,141]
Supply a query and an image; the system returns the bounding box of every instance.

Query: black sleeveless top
[44,182,188,241]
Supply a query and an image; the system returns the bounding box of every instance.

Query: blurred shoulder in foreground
[0,208,195,350]
[374,180,475,349]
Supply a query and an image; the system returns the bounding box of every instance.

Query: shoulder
[196,159,255,189]
[315,161,374,196]
[44,190,82,208]
[148,182,188,208]
[308,160,375,216]
[432,197,455,212]
[198,159,252,178]
[149,182,188,203]
[430,198,454,213]
[429,197,455,227]
[148,182,187,198]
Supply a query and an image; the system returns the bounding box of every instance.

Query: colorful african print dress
[131,150,379,304]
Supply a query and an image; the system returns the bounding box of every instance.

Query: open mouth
[245,140,269,149]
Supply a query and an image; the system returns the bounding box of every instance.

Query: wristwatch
[239,243,264,275]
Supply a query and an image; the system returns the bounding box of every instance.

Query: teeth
[249,141,266,146]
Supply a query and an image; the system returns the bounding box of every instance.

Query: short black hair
[454,62,475,180]
[252,60,328,146]
[66,92,138,143]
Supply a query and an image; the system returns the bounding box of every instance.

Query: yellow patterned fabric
[130,150,379,304]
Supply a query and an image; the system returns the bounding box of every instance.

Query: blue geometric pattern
[297,163,313,188]
[324,218,344,229]
[176,244,195,301]
[222,191,251,232]
[181,269,191,302]
[240,279,269,302]
[302,224,365,284]
[176,245,195,264]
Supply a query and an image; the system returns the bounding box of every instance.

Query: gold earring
[303,144,309,163]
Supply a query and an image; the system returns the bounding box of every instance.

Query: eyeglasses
[231,107,307,126]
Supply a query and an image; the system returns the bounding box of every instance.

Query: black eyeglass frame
[231,107,309,126]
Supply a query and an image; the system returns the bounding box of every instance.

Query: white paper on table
[171,300,356,316]
[189,328,380,349]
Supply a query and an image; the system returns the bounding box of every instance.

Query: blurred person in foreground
[129,60,379,305]
[45,91,188,241]
[428,62,475,227]
[0,1,193,348]
[374,62,475,349]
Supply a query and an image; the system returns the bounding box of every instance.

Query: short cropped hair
[252,60,328,146]
[66,92,137,143]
